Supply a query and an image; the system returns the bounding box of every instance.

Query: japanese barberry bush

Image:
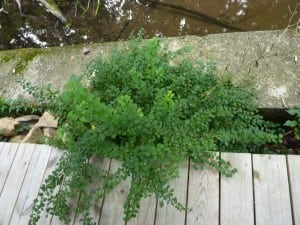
[29,37,279,225]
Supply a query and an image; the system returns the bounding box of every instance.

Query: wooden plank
[48,149,73,225]
[35,147,64,225]
[9,144,52,225]
[155,161,189,225]
[98,160,129,225]
[88,158,111,223]
[186,158,219,225]
[73,158,111,225]
[287,155,300,225]
[126,196,157,225]
[0,143,19,194]
[0,142,4,154]
[253,154,293,225]
[220,153,254,225]
[0,143,34,225]
[50,153,106,225]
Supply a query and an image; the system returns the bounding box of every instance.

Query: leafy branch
[29,36,279,224]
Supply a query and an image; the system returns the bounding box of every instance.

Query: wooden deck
[0,142,299,225]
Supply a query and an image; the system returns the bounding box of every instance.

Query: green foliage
[284,108,300,139]
[17,77,59,110]
[29,37,279,225]
[0,97,42,117]
[79,0,101,16]
[0,77,58,118]
[15,122,30,134]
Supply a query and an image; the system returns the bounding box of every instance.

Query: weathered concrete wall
[0,30,299,108]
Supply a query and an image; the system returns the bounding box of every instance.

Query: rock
[22,127,43,143]
[28,121,37,129]
[0,117,19,137]
[15,114,40,122]
[43,127,57,138]
[10,38,16,44]
[9,134,27,143]
[35,112,58,128]
[20,112,57,143]
[83,47,90,55]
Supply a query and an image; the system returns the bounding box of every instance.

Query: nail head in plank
[187,159,219,225]
[253,154,293,225]
[287,155,300,225]
[220,152,254,225]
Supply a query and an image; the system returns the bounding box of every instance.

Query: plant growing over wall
[29,37,279,225]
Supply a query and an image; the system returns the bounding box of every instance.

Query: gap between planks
[1,143,300,225]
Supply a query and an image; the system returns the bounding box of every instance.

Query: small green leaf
[159,201,164,208]
[287,108,300,116]
[284,120,298,127]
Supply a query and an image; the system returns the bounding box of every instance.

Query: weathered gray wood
[0,142,4,154]
[127,196,157,225]
[9,144,52,225]
[98,160,129,225]
[36,147,64,225]
[1,142,300,225]
[0,143,18,194]
[287,155,300,225]
[155,161,189,225]
[253,154,293,225]
[87,158,111,224]
[0,143,34,225]
[73,158,111,225]
[220,152,254,225]
[49,151,75,225]
[186,159,219,225]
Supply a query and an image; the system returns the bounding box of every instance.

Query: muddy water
[0,0,299,50]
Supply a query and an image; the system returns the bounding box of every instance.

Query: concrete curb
[0,30,299,108]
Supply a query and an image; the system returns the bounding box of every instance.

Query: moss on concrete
[0,48,44,74]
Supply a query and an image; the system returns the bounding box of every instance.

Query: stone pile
[0,112,57,143]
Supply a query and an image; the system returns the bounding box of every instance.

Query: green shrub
[29,37,279,225]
